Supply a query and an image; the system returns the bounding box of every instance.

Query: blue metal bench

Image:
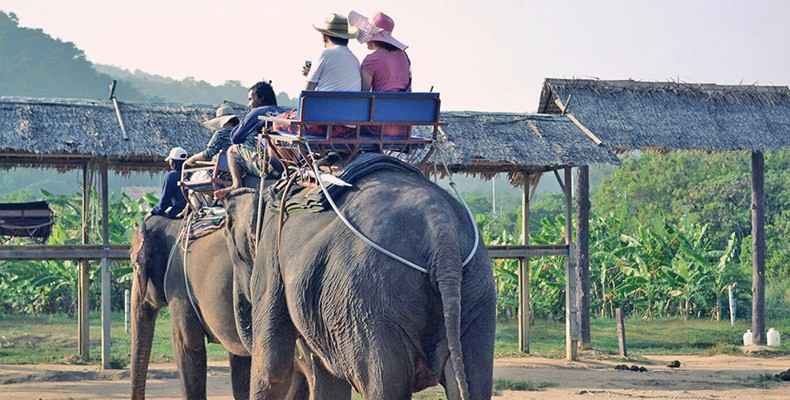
[261,91,440,148]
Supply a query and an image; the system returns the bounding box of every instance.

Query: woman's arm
[361,69,373,92]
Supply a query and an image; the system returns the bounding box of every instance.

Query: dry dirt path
[0,355,788,399]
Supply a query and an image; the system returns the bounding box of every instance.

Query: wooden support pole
[575,166,591,350]
[518,174,531,353]
[563,167,578,361]
[100,163,112,369]
[615,307,627,357]
[78,164,91,360]
[751,151,766,345]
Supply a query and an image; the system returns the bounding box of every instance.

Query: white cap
[165,147,188,162]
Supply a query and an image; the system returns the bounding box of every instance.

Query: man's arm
[231,111,261,145]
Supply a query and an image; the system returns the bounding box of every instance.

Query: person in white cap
[151,147,188,218]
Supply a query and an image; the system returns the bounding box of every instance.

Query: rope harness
[303,141,480,274]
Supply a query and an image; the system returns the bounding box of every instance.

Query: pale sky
[2,0,788,112]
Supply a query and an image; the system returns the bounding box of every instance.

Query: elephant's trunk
[130,276,159,400]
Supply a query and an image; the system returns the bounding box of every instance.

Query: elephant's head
[129,215,177,399]
[222,188,263,351]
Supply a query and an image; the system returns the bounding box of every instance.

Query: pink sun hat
[348,11,408,50]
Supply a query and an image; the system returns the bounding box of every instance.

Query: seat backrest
[299,91,440,125]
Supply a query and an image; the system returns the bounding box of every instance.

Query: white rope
[305,142,428,274]
[302,141,481,273]
[181,213,211,332]
[433,128,480,266]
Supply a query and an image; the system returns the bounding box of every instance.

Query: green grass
[1,313,789,365]
[0,311,228,365]
[495,318,790,357]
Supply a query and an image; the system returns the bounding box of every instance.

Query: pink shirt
[361,49,411,92]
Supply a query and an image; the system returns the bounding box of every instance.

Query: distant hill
[0,11,148,101]
[95,64,297,107]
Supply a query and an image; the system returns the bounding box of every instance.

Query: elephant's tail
[434,228,472,400]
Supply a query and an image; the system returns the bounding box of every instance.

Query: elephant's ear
[130,223,149,301]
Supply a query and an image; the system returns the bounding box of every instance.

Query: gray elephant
[130,215,324,399]
[224,166,497,400]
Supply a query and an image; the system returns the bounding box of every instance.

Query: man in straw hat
[303,13,361,92]
[184,103,239,167]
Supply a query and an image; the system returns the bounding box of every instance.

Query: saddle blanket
[266,153,424,215]
[187,206,226,240]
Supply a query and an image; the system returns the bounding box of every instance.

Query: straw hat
[313,13,357,39]
[349,11,408,50]
[202,103,238,131]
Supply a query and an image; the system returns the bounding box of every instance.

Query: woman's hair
[324,34,349,46]
[250,81,278,106]
[370,40,399,52]
[171,159,185,170]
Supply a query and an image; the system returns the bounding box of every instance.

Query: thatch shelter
[0,96,230,170]
[539,78,790,347]
[539,79,790,151]
[1,95,618,363]
[420,111,618,181]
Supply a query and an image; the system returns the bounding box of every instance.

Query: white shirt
[308,45,362,91]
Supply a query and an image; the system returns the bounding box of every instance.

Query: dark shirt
[201,126,233,159]
[231,105,290,147]
[151,169,187,218]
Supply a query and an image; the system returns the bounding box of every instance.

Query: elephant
[130,214,325,400]
[223,165,497,400]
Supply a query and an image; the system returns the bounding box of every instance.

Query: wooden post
[615,307,627,357]
[728,284,737,327]
[575,166,591,350]
[100,163,112,369]
[751,151,766,345]
[563,167,578,361]
[518,175,531,353]
[78,164,91,360]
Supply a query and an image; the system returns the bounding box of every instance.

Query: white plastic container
[767,328,781,347]
[743,329,753,346]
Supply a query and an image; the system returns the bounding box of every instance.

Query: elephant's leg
[250,268,298,399]
[307,355,351,400]
[356,331,415,400]
[170,302,208,399]
[295,339,351,400]
[442,309,496,400]
[229,353,251,400]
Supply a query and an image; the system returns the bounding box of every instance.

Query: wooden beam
[553,97,603,145]
[575,166,592,350]
[0,245,130,260]
[100,162,112,369]
[78,164,91,361]
[487,244,569,259]
[518,176,531,353]
[563,167,578,361]
[751,151,766,345]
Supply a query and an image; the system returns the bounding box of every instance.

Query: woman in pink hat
[349,11,412,93]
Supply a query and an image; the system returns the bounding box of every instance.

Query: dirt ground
[0,354,788,399]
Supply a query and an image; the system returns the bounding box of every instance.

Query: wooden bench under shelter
[0,200,54,243]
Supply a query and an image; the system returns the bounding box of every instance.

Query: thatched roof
[0,96,237,170]
[539,79,790,152]
[418,112,619,179]
[0,97,618,176]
